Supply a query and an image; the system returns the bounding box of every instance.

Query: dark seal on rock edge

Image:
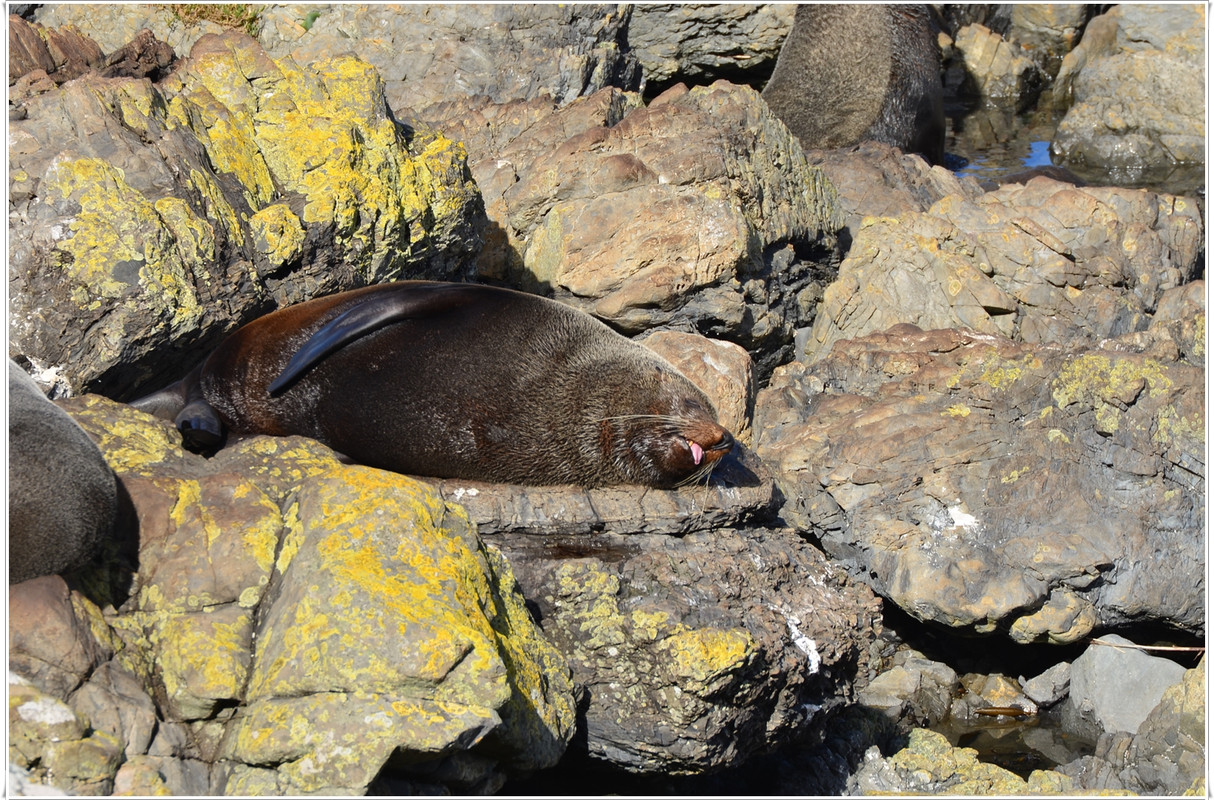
[8,359,118,584]
[132,281,735,488]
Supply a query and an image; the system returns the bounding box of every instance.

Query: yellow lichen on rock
[152,606,254,719]
[1052,353,1173,410]
[248,203,306,266]
[226,464,574,791]
[660,627,755,689]
[62,395,190,474]
[44,158,200,323]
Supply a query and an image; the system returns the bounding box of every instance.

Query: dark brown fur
[763,4,945,165]
[133,282,734,488]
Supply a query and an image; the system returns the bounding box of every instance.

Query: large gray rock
[259,4,642,120]
[628,3,794,91]
[1059,655,1204,795]
[1051,4,1205,181]
[491,524,882,775]
[803,177,1203,363]
[755,326,1204,641]
[1064,634,1187,736]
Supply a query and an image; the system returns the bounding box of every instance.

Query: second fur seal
[762,4,945,165]
[133,281,735,488]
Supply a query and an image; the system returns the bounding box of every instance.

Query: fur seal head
[132,282,735,488]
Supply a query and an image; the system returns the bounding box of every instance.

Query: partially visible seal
[762,4,945,165]
[8,359,118,584]
[132,282,735,488]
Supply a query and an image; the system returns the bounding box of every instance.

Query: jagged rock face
[755,325,1204,642]
[31,4,644,119]
[8,31,486,399]
[492,525,882,775]
[802,173,1203,364]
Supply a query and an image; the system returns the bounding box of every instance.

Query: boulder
[8,673,123,796]
[807,140,985,243]
[627,3,795,92]
[1019,661,1071,707]
[1058,657,1205,794]
[952,23,1044,113]
[8,396,579,795]
[804,178,1203,363]
[8,31,485,399]
[260,4,642,120]
[1004,5,1094,78]
[30,3,244,54]
[8,14,105,86]
[491,524,882,774]
[1064,634,1187,736]
[755,326,1205,641]
[856,648,958,726]
[1051,4,1205,182]
[847,727,1078,795]
[439,81,843,378]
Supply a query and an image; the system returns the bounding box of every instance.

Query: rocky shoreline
[7,4,1205,797]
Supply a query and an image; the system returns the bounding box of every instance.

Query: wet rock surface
[1050,4,1206,183]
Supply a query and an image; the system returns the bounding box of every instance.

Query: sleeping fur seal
[9,359,118,584]
[132,281,735,488]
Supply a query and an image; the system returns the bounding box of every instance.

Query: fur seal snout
[132,282,735,488]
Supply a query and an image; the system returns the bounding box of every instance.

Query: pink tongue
[690,441,704,465]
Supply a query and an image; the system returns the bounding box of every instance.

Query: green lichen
[1046,429,1071,445]
[979,353,1040,391]
[1000,466,1029,484]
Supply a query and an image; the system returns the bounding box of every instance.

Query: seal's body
[133,282,734,488]
[763,4,945,165]
[8,360,117,584]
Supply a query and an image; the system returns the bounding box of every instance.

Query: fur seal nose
[709,430,734,454]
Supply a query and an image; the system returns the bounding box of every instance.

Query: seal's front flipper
[269,282,481,395]
[176,400,224,451]
[130,378,191,421]
[131,365,225,452]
